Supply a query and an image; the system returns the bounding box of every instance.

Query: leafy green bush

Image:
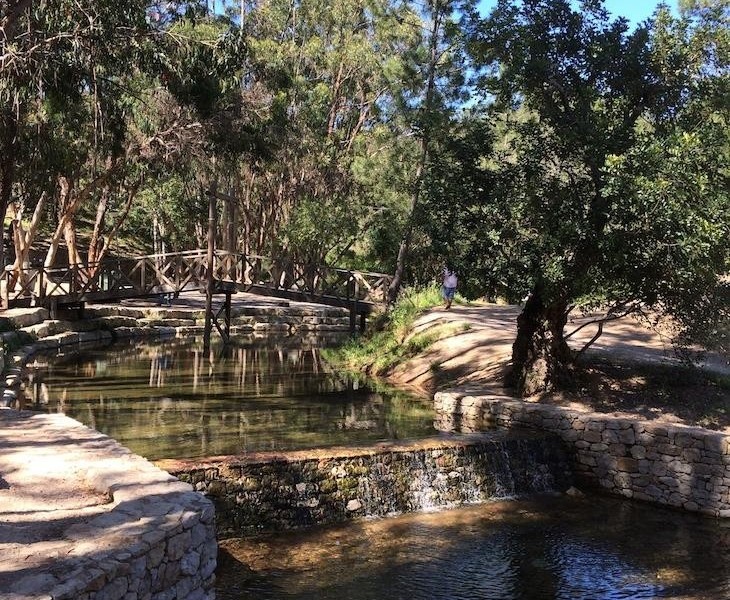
[325,284,467,375]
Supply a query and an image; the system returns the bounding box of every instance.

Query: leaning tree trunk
[507,286,573,396]
[387,1,443,304]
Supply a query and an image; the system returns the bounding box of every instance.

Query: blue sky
[477,1,678,25]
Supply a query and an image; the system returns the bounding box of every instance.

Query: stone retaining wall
[434,391,730,517]
[0,411,217,600]
[158,432,572,536]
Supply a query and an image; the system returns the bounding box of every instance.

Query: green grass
[324,285,469,376]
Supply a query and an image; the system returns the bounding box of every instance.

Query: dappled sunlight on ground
[388,303,730,431]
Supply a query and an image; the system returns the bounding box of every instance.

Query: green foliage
[326,284,458,375]
[412,0,730,392]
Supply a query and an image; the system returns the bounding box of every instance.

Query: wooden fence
[1,250,391,317]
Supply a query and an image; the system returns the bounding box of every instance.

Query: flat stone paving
[0,409,200,599]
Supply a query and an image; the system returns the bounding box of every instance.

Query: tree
[458,0,729,395]
[206,0,426,271]
[387,0,471,302]
[1,0,248,287]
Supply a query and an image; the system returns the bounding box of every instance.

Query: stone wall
[84,304,352,336]
[158,432,572,536]
[434,391,730,517]
[0,411,217,600]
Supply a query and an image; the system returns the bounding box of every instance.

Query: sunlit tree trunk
[507,284,573,396]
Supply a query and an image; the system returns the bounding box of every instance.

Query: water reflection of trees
[20,339,434,459]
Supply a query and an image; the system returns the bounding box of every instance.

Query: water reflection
[216,494,730,600]
[20,338,435,460]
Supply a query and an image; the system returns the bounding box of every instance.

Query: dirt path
[386,303,730,431]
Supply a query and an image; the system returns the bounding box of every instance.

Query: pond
[19,337,436,460]
[216,493,730,600]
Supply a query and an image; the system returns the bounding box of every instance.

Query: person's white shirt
[443,269,457,288]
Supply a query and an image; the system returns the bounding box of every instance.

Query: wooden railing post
[204,183,217,353]
[348,272,357,333]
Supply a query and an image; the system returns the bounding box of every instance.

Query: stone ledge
[434,391,730,517]
[0,410,216,600]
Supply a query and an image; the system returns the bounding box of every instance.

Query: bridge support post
[212,290,232,344]
[203,182,217,353]
[349,276,360,334]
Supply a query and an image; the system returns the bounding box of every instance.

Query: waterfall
[178,430,574,536]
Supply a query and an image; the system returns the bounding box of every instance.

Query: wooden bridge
[0,250,391,330]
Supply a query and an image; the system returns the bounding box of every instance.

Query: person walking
[442,265,457,309]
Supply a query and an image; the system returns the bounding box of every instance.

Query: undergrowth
[325,285,469,376]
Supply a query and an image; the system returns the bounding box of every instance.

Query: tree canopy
[1,0,727,394]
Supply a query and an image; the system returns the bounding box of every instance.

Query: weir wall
[434,391,730,517]
[158,432,573,536]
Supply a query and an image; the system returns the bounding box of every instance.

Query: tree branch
[564,300,642,341]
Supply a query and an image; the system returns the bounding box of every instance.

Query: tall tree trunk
[0,114,17,272]
[388,1,443,303]
[63,219,82,269]
[88,178,112,266]
[507,285,573,396]
[9,191,47,291]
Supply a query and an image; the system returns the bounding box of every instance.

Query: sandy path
[387,303,729,393]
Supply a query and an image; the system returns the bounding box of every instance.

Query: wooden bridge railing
[1,250,392,312]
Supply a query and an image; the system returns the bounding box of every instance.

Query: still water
[20,338,435,460]
[217,494,730,600]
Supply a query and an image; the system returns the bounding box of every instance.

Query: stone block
[631,446,647,460]
[650,463,668,477]
[658,476,680,489]
[656,444,681,457]
[646,425,669,438]
[147,544,166,569]
[583,431,602,443]
[608,444,627,456]
[95,578,128,600]
[617,458,639,473]
[630,474,650,487]
[578,455,597,467]
[667,492,685,507]
[645,485,664,500]
[176,577,195,599]
[681,448,702,462]
[602,430,620,444]
[618,429,636,445]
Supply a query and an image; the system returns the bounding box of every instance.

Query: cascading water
[172,430,573,536]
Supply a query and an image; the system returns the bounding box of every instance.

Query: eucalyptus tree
[225,0,423,268]
[456,0,730,395]
[1,0,247,283]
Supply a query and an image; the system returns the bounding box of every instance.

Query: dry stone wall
[158,432,573,536]
[0,411,217,600]
[434,391,730,517]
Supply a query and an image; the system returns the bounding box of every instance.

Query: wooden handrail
[1,250,392,310]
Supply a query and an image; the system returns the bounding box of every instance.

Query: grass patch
[324,286,469,376]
